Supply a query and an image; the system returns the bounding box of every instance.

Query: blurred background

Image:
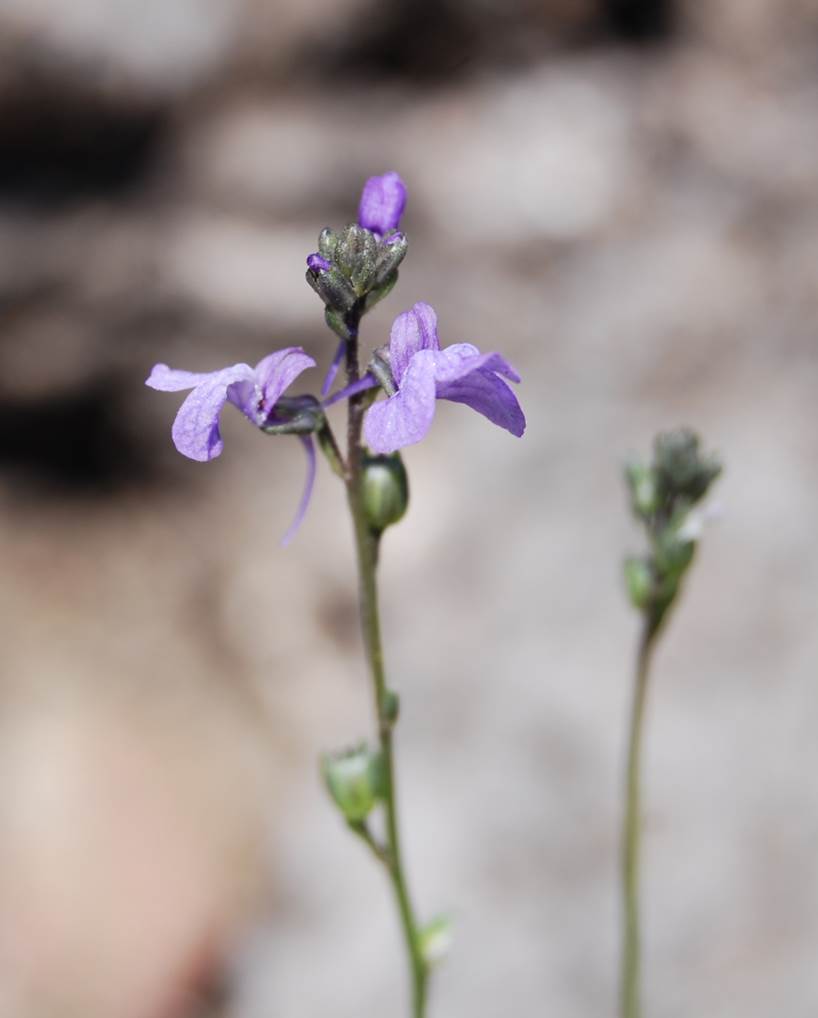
[0,0,817,1015]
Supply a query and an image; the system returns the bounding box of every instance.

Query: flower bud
[363,271,399,313]
[322,744,385,824]
[324,307,354,341]
[305,260,357,313]
[317,227,337,260]
[358,172,407,235]
[373,231,408,287]
[361,452,409,535]
[335,224,378,295]
[653,429,721,504]
[306,252,331,273]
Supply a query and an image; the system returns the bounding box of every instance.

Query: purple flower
[146,348,315,461]
[363,303,525,454]
[146,348,317,544]
[357,172,407,236]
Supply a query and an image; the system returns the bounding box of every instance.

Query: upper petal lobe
[388,303,440,387]
[253,348,316,421]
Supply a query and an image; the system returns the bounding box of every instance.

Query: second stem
[621,622,656,1018]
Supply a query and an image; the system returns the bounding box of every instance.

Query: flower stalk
[343,306,429,1018]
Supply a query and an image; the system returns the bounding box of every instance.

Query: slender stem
[620,621,657,1018]
[343,308,429,1018]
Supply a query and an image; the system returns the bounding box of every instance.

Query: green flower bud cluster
[306,224,408,333]
[322,743,386,824]
[624,429,721,631]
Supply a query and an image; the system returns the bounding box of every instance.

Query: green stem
[344,312,429,1018]
[621,621,656,1018]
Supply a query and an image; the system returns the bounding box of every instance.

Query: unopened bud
[305,260,357,313]
[363,270,399,313]
[322,744,385,824]
[653,429,721,504]
[362,452,409,535]
[306,252,331,273]
[335,224,378,294]
[373,231,408,287]
[325,307,354,341]
[317,227,337,260]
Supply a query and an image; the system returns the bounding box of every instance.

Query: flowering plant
[146,172,524,1017]
[619,430,721,1018]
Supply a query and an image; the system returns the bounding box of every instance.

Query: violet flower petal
[321,338,346,398]
[322,373,379,409]
[364,349,437,454]
[253,348,316,420]
[281,436,317,547]
[358,172,407,236]
[431,343,522,385]
[146,363,253,393]
[168,364,258,462]
[388,302,440,387]
[437,368,526,437]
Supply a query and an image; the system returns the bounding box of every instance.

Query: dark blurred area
[1,0,817,1016]
[0,88,167,208]
[0,374,149,494]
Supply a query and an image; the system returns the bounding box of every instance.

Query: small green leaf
[419,915,453,966]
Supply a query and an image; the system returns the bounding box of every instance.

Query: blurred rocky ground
[0,1,817,1016]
